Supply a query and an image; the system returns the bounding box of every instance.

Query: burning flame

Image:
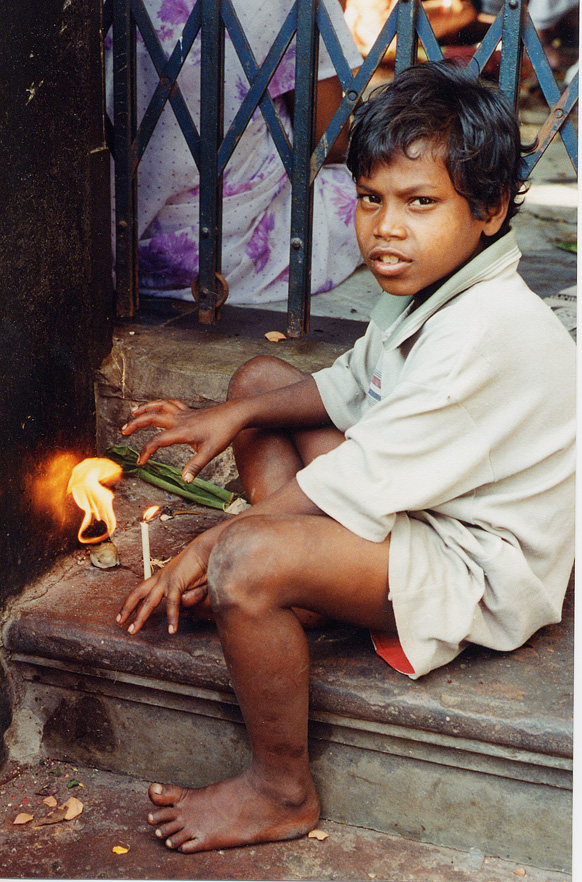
[67,458,123,543]
[28,452,82,527]
[143,505,160,522]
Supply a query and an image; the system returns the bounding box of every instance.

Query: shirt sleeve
[311,322,381,431]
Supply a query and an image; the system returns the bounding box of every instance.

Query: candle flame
[143,505,160,522]
[67,458,123,543]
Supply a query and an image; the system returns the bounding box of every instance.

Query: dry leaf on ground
[112,845,130,854]
[308,829,329,841]
[13,813,34,825]
[264,331,286,342]
[63,796,84,820]
[43,796,58,808]
[33,796,84,827]
[34,807,69,827]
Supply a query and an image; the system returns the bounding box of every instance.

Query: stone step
[94,304,367,481]
[2,475,573,874]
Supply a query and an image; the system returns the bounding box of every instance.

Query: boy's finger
[121,411,180,435]
[181,584,208,607]
[126,583,165,635]
[182,445,212,483]
[116,582,151,625]
[136,426,190,464]
[182,453,201,483]
[165,588,182,635]
[130,399,188,416]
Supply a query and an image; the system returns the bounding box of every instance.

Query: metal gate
[104,0,578,335]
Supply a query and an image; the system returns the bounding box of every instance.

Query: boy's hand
[116,543,208,635]
[121,398,245,482]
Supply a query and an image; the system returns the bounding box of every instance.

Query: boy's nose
[374,206,406,239]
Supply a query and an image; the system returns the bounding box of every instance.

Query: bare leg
[146,356,393,852]
[228,355,343,627]
[227,355,344,504]
[148,514,395,853]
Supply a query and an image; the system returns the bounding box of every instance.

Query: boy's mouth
[369,249,410,275]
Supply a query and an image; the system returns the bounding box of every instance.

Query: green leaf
[556,240,577,254]
[106,445,236,510]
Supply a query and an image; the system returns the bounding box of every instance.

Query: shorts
[372,511,488,679]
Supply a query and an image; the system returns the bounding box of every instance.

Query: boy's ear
[482,191,511,236]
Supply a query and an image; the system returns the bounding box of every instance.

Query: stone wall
[0,1,112,609]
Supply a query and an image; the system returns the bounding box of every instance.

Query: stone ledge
[3,478,573,761]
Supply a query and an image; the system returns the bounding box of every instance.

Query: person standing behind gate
[106,0,363,306]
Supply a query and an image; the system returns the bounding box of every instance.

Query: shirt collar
[370,229,522,340]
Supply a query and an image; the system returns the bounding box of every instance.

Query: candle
[140,506,160,580]
[141,520,152,579]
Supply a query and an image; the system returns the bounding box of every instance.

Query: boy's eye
[357,192,381,205]
[410,196,436,206]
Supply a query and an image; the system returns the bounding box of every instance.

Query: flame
[67,458,123,543]
[143,505,160,522]
[28,452,82,527]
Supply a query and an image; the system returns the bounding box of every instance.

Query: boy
[117,61,576,853]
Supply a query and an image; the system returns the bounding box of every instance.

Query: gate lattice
[104,0,578,336]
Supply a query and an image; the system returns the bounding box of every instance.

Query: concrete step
[2,473,573,874]
[94,304,368,481]
[2,305,574,873]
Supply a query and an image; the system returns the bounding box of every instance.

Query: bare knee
[207,518,277,616]
[227,356,308,401]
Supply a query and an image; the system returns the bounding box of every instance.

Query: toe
[179,837,204,854]
[148,806,180,826]
[168,827,197,850]
[149,782,185,806]
[155,818,184,839]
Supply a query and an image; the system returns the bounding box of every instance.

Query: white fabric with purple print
[110,0,364,304]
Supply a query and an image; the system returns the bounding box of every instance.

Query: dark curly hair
[347,61,532,234]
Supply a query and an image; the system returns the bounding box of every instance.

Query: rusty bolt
[347,90,358,102]
[201,226,210,238]
[291,238,302,251]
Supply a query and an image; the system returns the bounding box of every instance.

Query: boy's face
[354,143,507,300]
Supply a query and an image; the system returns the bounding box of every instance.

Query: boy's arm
[121,375,331,482]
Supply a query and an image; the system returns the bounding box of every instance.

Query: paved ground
[0,760,573,881]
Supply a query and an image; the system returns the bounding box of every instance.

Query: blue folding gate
[104,0,578,335]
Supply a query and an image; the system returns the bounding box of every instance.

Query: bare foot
[147,772,321,853]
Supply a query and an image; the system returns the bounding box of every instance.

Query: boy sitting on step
[117,61,575,854]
